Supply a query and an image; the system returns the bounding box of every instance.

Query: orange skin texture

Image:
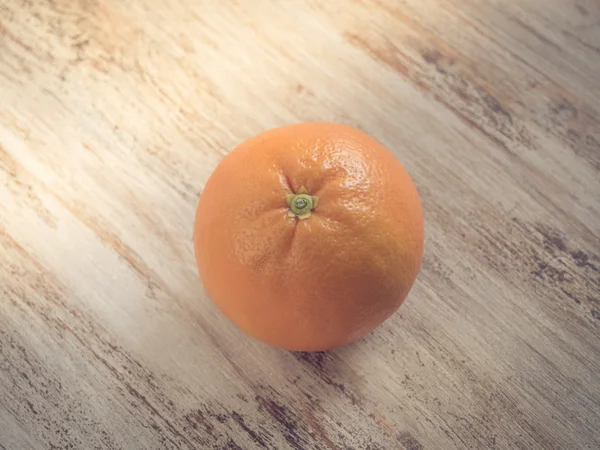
[194,123,424,351]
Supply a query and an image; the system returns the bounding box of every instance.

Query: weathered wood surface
[1,0,599,449]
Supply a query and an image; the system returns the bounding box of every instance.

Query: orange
[194,123,424,351]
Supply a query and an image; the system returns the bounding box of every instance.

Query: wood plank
[1,0,599,448]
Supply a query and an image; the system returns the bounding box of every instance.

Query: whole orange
[194,123,424,351]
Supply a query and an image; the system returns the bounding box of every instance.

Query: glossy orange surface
[194,123,424,351]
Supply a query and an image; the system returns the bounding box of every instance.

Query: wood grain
[1,0,599,449]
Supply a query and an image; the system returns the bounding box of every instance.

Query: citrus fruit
[194,123,424,351]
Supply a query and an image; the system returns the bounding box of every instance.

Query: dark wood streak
[397,432,424,450]
[292,352,364,407]
[506,15,563,52]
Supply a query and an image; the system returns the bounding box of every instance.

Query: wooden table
[1,1,599,449]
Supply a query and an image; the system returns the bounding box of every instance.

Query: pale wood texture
[1,1,599,449]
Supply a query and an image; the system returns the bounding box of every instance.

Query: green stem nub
[286,186,319,220]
